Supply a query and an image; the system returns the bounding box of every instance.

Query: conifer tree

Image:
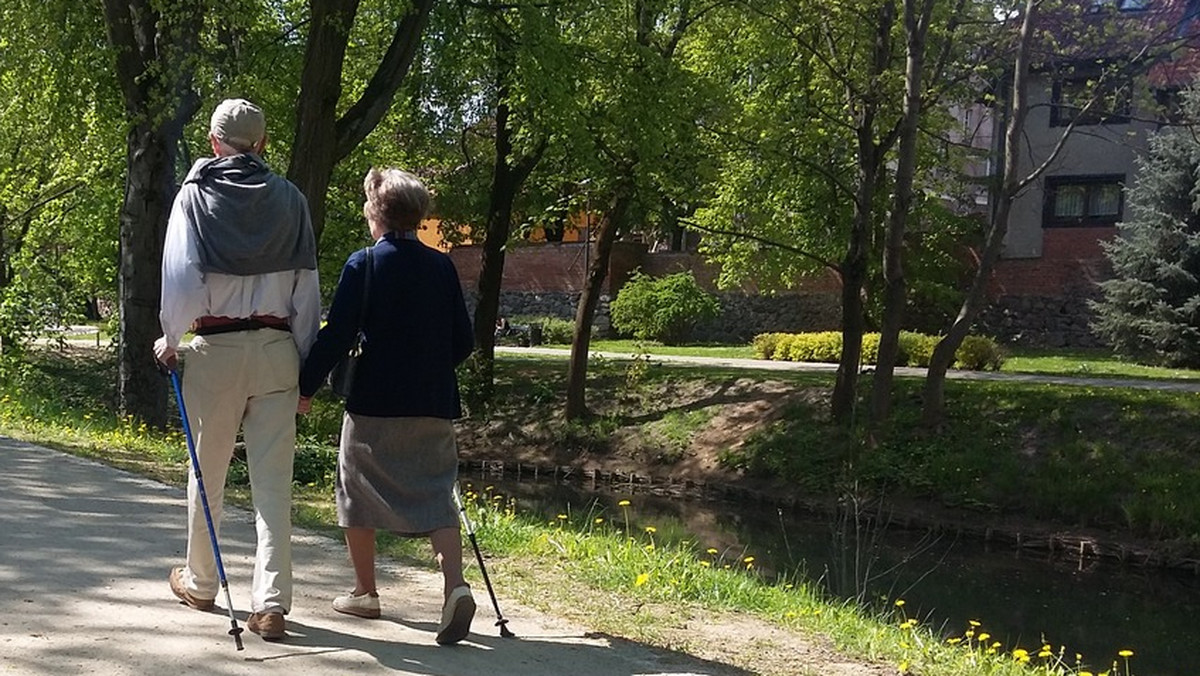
[1093,93,1200,367]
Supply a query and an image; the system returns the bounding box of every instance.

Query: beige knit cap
[209,98,265,151]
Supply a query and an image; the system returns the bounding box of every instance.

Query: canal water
[466,469,1200,676]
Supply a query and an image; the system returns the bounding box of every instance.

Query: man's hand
[154,336,178,371]
[297,396,313,415]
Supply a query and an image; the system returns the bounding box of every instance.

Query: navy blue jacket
[299,232,473,418]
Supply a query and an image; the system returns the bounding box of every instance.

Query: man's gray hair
[363,168,431,231]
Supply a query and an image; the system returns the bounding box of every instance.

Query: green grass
[539,338,758,359]
[536,339,1200,383]
[0,345,1177,675]
[1002,347,1200,380]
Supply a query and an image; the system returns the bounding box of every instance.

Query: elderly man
[155,98,320,641]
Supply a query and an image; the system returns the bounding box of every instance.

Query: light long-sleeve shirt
[159,163,321,360]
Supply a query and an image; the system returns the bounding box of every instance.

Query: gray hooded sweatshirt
[179,154,317,276]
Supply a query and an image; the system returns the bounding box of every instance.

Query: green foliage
[610,271,721,345]
[898,331,940,368]
[1093,96,1200,367]
[507,315,581,345]
[753,331,1004,371]
[954,335,1006,371]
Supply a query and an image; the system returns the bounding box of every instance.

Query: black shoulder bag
[328,246,373,399]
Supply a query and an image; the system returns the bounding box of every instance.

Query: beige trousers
[176,328,299,614]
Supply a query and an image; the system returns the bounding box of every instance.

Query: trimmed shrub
[751,332,787,360]
[954,335,1005,370]
[610,271,721,345]
[899,331,940,367]
[750,330,1005,371]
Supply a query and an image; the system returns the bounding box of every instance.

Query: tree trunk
[117,127,175,428]
[831,0,894,425]
[102,0,202,427]
[471,28,545,400]
[471,99,518,400]
[922,0,1036,427]
[566,193,627,421]
[870,0,933,427]
[289,0,434,243]
[289,0,361,243]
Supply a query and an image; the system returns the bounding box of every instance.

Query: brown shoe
[168,567,214,611]
[247,611,286,641]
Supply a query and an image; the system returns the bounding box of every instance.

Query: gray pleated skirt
[337,413,459,536]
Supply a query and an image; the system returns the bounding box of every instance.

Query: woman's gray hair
[363,168,431,231]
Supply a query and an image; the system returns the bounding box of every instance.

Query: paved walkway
[0,436,745,676]
[499,346,1200,393]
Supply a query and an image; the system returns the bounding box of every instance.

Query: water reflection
[464,469,1200,676]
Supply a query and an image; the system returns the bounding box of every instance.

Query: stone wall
[463,289,842,343]
[449,232,1115,347]
[977,294,1102,348]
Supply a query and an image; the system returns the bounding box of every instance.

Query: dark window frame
[1043,175,1125,228]
[1050,75,1133,127]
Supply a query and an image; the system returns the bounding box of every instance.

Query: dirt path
[0,436,887,676]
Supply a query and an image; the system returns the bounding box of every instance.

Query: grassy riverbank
[0,345,1184,675]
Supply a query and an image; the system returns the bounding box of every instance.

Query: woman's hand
[297,396,313,415]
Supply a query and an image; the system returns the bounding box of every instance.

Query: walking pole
[167,367,245,650]
[453,483,515,638]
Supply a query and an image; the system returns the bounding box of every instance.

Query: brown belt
[192,315,290,336]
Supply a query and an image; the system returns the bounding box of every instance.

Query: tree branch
[335,0,436,161]
[679,216,840,273]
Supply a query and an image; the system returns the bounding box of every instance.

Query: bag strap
[355,246,374,334]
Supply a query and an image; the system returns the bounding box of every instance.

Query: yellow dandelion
[595,517,604,524]
[699,561,710,567]
[557,514,567,520]
[706,548,718,555]
[969,619,981,627]
[743,556,755,564]
[978,632,991,642]
[947,637,962,645]
[643,544,655,551]
[1118,650,1134,658]
[618,499,631,507]
[635,573,649,586]
[645,526,657,534]
[1013,649,1029,659]
[894,599,906,607]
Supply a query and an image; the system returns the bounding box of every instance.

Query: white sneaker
[436,585,475,645]
[332,590,380,619]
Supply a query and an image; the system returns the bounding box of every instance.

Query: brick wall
[449,241,646,295]
[977,226,1118,347]
[448,231,1119,347]
[990,227,1117,297]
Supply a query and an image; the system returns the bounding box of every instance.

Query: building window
[1088,0,1150,11]
[1155,88,1185,124]
[1044,175,1124,228]
[1051,76,1133,126]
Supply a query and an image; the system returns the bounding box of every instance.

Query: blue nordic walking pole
[168,368,245,650]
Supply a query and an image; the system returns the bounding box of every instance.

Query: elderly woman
[298,168,475,645]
